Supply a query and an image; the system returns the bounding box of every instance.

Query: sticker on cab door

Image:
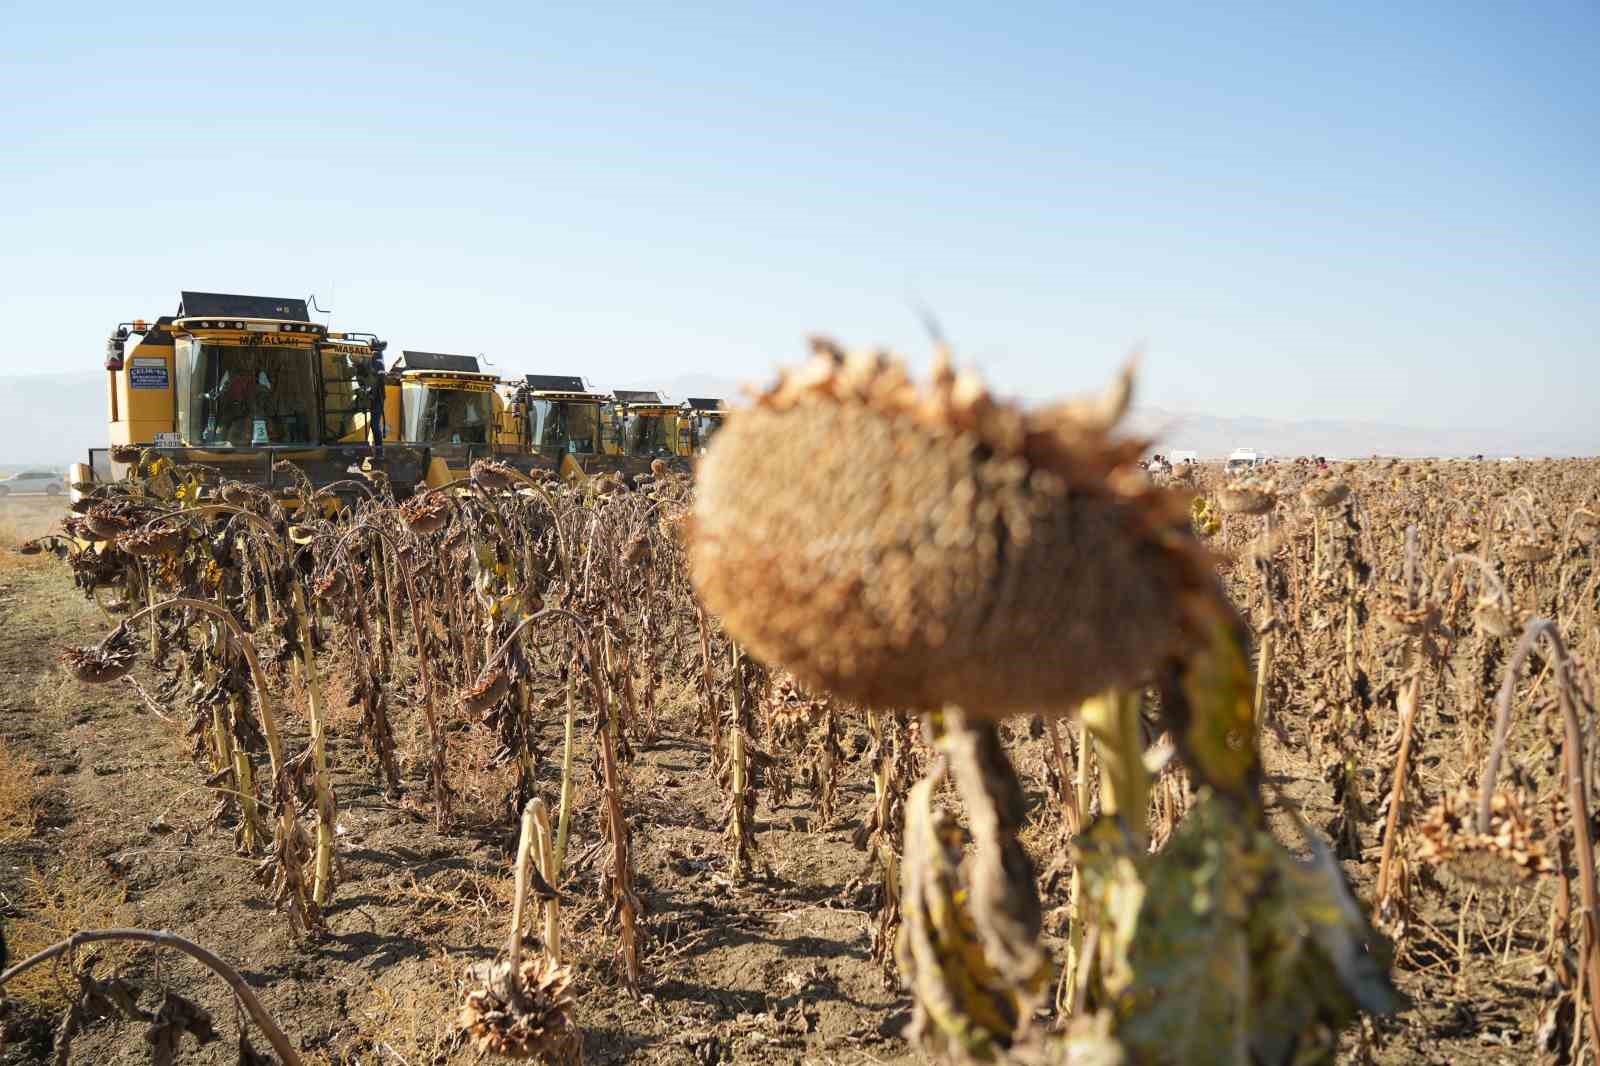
[129,357,169,390]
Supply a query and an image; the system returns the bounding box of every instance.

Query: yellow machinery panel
[109,331,177,445]
[383,383,403,445]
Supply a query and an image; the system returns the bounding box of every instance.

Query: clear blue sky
[1,1,1594,437]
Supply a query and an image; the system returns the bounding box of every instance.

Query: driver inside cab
[441,391,488,444]
[218,368,275,445]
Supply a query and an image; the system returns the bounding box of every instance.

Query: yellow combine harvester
[499,373,604,481]
[680,397,726,456]
[601,389,692,478]
[496,378,702,483]
[72,292,429,504]
[384,351,507,487]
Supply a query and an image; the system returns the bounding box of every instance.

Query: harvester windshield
[531,399,600,454]
[684,398,726,455]
[610,390,678,457]
[626,412,672,454]
[403,383,494,444]
[179,342,318,446]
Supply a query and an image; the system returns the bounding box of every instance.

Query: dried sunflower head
[218,482,259,507]
[765,670,832,736]
[1415,788,1554,890]
[85,503,137,541]
[621,532,651,568]
[119,523,183,558]
[459,957,580,1062]
[17,539,44,556]
[1376,599,1440,637]
[1472,598,1515,639]
[687,342,1220,715]
[1300,478,1350,510]
[650,458,668,477]
[1505,538,1553,564]
[311,567,348,603]
[1217,480,1277,516]
[400,492,452,534]
[1572,511,1600,546]
[60,628,138,684]
[471,459,518,491]
[460,668,510,715]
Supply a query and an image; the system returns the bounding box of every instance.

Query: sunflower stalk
[502,801,538,1003]
[289,583,338,908]
[553,665,579,877]
[1082,690,1148,845]
[937,709,1047,1005]
[531,798,562,965]
[725,641,759,877]
[1375,666,1423,907]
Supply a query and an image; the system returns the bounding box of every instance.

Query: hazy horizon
[0,367,1592,469]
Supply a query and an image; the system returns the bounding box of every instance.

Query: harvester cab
[608,390,677,457]
[681,397,726,456]
[75,292,428,506]
[387,351,505,488]
[602,390,690,478]
[504,373,608,483]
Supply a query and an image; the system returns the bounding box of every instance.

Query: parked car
[1225,448,1269,474]
[0,469,66,496]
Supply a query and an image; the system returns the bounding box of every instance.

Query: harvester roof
[397,351,483,374]
[614,389,666,406]
[525,373,589,393]
[522,373,599,403]
[179,292,310,321]
[686,397,725,412]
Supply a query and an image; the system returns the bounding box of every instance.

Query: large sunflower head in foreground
[687,339,1223,717]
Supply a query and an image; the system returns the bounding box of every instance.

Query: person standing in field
[365,350,386,458]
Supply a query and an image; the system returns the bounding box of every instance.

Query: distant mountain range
[650,374,1598,459]
[1,370,1591,469]
[1124,407,1599,461]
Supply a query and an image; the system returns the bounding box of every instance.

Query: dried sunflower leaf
[895,772,1023,1060]
[1081,797,1396,1066]
[1161,618,1259,800]
[145,990,217,1066]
